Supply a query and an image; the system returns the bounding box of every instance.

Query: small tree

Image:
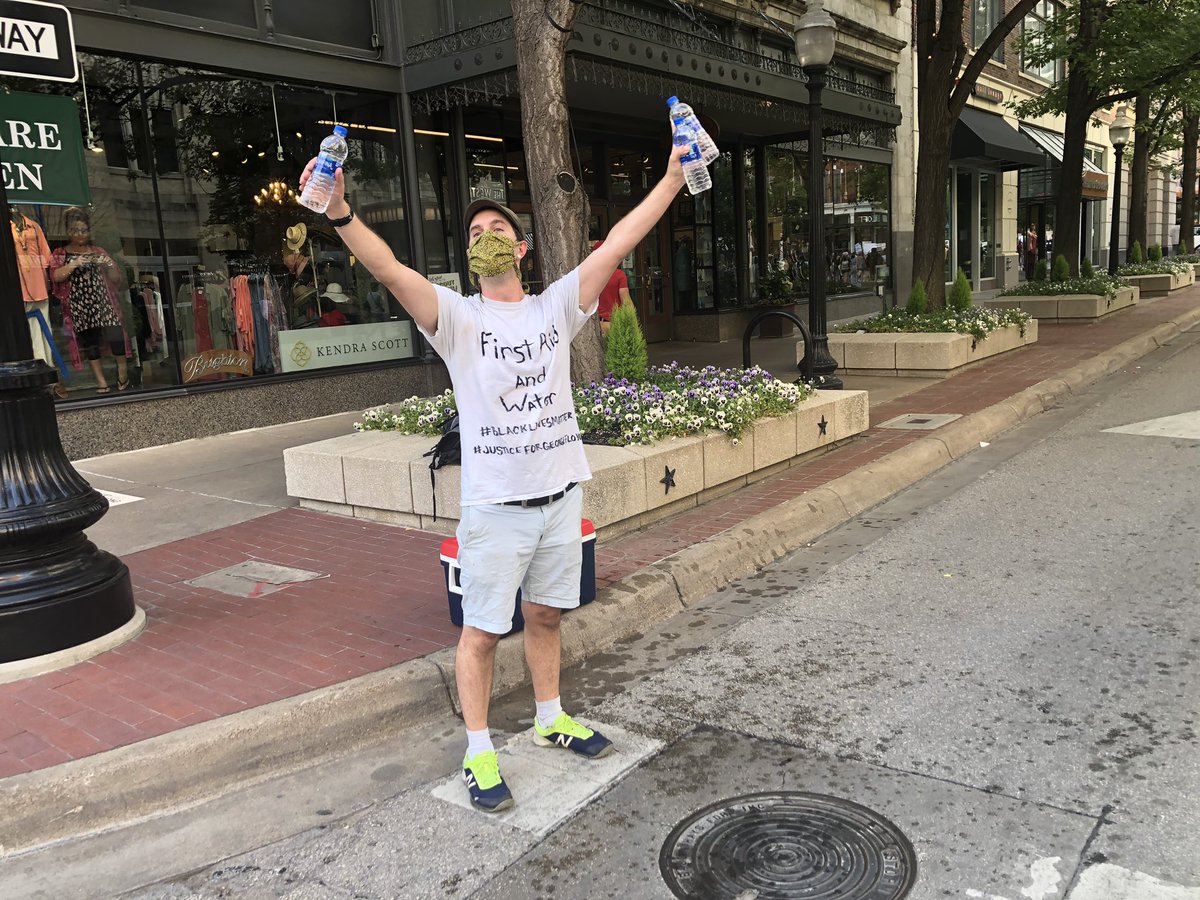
[1081,257,1095,277]
[948,268,973,311]
[1034,259,1049,282]
[604,298,647,383]
[1131,240,1145,264]
[906,279,929,315]
[1051,255,1071,282]
[1148,243,1163,261]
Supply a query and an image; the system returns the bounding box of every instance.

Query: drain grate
[660,792,916,900]
[877,413,961,431]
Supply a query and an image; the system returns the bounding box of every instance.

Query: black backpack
[423,414,460,521]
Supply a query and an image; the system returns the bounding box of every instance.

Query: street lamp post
[0,184,135,663]
[795,0,842,389]
[1108,108,1133,276]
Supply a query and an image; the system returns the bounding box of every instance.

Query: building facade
[7,0,908,455]
[896,0,1177,300]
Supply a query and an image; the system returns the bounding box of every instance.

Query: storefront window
[956,170,973,279]
[745,147,759,301]
[980,172,996,279]
[4,52,412,400]
[713,151,737,304]
[763,144,890,303]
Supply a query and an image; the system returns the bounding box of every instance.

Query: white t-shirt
[418,268,597,506]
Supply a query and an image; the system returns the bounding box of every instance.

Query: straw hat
[321,283,350,303]
[285,223,308,253]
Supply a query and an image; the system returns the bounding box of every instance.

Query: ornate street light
[1108,107,1134,276]
[794,0,842,389]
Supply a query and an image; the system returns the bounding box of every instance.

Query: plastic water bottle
[668,96,719,164]
[299,124,349,213]
[673,125,712,195]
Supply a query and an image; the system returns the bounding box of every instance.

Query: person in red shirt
[592,240,632,335]
[316,297,348,327]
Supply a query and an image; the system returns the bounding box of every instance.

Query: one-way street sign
[0,0,76,83]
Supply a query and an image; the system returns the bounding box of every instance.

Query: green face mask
[467,230,519,278]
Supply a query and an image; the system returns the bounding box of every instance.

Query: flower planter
[1122,268,1194,298]
[284,390,870,539]
[980,286,1138,323]
[823,322,1037,378]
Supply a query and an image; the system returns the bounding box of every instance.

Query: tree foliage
[1015,0,1200,270]
[604,298,648,383]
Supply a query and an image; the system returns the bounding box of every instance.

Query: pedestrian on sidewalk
[300,132,688,813]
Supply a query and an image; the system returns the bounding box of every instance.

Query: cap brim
[463,198,524,239]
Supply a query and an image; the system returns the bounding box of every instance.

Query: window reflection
[4,52,412,399]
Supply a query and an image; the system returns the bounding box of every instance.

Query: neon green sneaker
[462,750,513,812]
[533,712,614,759]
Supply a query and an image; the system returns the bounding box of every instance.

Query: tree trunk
[913,100,953,305]
[1054,68,1095,274]
[1181,111,1198,254]
[511,0,603,385]
[1128,94,1151,253]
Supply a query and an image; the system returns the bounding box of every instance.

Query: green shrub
[1148,244,1163,261]
[604,297,647,383]
[1131,240,1144,264]
[948,268,973,312]
[1051,255,1071,282]
[1034,259,1048,282]
[906,279,928,314]
[1080,257,1095,278]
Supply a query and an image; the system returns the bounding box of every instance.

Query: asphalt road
[7,326,1199,899]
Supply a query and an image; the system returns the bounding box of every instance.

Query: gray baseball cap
[463,198,524,239]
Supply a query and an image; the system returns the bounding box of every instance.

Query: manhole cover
[877,413,961,431]
[659,792,916,900]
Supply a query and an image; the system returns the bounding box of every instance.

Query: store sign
[0,0,77,82]
[1081,170,1109,199]
[278,320,415,374]
[0,90,89,205]
[428,272,461,292]
[972,84,1004,104]
[182,348,254,383]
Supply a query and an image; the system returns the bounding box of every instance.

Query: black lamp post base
[0,545,134,662]
[0,359,135,664]
[814,373,844,390]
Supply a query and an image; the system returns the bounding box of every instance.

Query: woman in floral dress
[50,207,131,393]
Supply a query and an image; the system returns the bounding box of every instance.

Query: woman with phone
[50,207,132,394]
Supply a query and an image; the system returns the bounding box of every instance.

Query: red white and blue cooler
[440,519,597,635]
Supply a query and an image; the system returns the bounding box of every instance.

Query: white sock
[536,697,563,729]
[465,728,493,758]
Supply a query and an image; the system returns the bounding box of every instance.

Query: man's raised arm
[578,139,688,308]
[300,161,439,334]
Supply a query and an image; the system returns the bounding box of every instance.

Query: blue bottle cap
[667,96,679,106]
[333,125,348,137]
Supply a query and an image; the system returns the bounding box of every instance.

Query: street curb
[2,305,1198,856]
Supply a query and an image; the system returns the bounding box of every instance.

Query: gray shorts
[456,486,584,634]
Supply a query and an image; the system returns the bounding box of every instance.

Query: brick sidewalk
[1,291,1196,778]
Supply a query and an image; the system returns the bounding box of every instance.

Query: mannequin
[10,206,68,398]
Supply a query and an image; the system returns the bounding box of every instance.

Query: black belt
[502,482,576,508]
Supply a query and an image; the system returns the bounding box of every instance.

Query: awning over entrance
[1019,123,1109,198]
[952,107,1044,171]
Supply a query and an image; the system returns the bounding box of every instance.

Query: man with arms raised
[300,134,686,812]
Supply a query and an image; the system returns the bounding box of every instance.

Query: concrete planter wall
[981,286,1138,323]
[1122,268,1195,297]
[284,390,870,539]
[823,322,1037,378]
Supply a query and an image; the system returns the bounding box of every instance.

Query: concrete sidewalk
[2,290,1199,854]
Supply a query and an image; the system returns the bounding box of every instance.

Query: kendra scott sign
[278,320,415,373]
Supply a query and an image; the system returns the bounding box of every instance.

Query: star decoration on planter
[818,416,828,436]
[660,465,677,494]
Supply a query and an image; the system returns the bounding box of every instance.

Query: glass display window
[3,52,414,400]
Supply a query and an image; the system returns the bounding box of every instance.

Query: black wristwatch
[327,207,354,228]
